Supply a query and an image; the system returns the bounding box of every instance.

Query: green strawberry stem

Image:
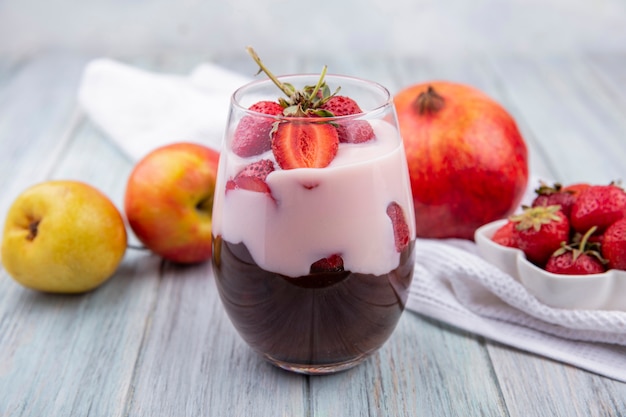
[245,46,333,112]
[308,66,328,101]
[572,226,601,262]
[511,205,562,232]
[246,46,295,97]
[578,226,597,253]
[554,225,603,262]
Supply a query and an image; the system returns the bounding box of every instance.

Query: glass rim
[231,73,393,119]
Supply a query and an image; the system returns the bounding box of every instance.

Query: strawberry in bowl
[475,180,626,311]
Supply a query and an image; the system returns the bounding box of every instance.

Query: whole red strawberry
[321,96,362,116]
[232,101,283,157]
[561,182,591,197]
[336,120,375,144]
[531,182,580,217]
[321,96,375,144]
[601,218,626,270]
[545,249,605,275]
[249,101,283,115]
[491,220,518,248]
[545,227,606,275]
[570,183,626,234]
[510,205,570,266]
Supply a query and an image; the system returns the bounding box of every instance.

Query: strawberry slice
[387,202,410,252]
[272,122,339,169]
[310,254,344,273]
[225,159,275,194]
[232,101,283,158]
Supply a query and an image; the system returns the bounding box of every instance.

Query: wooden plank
[488,343,626,417]
[587,53,626,96]
[122,261,308,417]
[487,55,625,184]
[0,250,160,417]
[0,56,23,90]
[0,55,162,417]
[0,53,90,217]
[308,315,508,416]
[527,55,626,178]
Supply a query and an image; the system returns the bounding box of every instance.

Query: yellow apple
[1,180,127,293]
[124,142,220,264]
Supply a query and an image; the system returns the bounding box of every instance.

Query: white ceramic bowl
[475,220,626,311]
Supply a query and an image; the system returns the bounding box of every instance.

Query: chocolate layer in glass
[213,236,415,370]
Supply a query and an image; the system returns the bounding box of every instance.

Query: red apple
[124,142,220,263]
[394,81,529,240]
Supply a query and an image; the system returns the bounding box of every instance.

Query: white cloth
[78,59,626,382]
[77,58,250,159]
[408,239,626,382]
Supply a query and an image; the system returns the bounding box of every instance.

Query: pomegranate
[394,81,529,240]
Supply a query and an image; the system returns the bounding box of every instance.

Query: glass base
[264,353,371,375]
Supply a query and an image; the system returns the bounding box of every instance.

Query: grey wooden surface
[0,50,625,416]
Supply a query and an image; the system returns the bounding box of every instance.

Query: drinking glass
[211,74,416,374]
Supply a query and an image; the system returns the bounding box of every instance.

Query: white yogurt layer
[212,119,416,278]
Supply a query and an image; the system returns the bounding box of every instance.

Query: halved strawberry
[387,202,410,252]
[310,254,344,273]
[272,122,339,169]
[232,101,283,158]
[225,159,275,194]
